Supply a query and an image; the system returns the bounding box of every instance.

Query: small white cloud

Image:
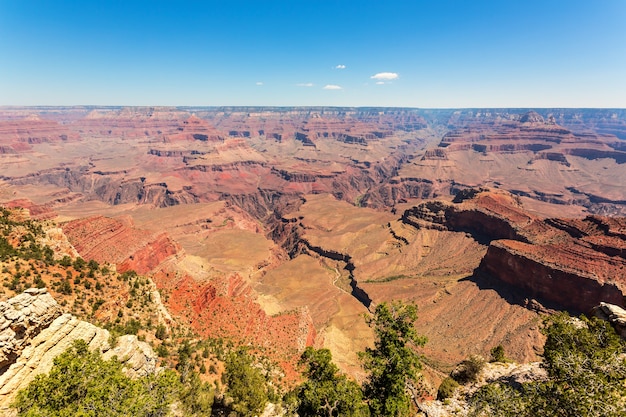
[376,81,386,85]
[297,83,314,87]
[335,64,346,69]
[323,84,343,90]
[370,72,399,80]
[256,82,264,86]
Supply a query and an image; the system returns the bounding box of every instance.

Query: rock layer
[61,215,181,274]
[402,190,626,312]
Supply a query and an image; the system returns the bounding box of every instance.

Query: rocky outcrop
[0,289,158,409]
[0,289,62,373]
[401,192,534,243]
[439,121,571,151]
[6,166,198,208]
[418,361,547,417]
[165,114,223,142]
[592,302,626,338]
[480,240,625,312]
[2,199,56,220]
[402,190,626,313]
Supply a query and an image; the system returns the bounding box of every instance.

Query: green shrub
[452,355,485,384]
[437,376,459,400]
[155,324,168,340]
[490,345,507,363]
[222,348,271,417]
[293,347,369,417]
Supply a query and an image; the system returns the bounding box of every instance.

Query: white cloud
[256,82,264,86]
[376,81,386,85]
[370,72,399,80]
[297,83,314,87]
[323,84,343,90]
[335,64,346,69]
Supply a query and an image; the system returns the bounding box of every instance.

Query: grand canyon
[1,106,626,415]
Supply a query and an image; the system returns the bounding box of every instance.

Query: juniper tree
[359,301,427,417]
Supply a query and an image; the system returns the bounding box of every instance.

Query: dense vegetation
[289,347,369,416]
[0,207,54,264]
[469,313,626,417]
[12,340,181,417]
[221,348,275,416]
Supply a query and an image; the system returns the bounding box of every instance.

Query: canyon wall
[402,190,626,312]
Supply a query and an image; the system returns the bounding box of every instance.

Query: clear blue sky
[1,0,625,107]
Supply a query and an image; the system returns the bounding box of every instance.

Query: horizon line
[2,105,626,111]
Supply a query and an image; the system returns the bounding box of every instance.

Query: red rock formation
[61,215,181,274]
[2,199,56,220]
[151,271,316,382]
[0,116,79,152]
[164,115,223,142]
[403,190,626,312]
[74,107,188,138]
[481,240,625,312]
[439,112,626,165]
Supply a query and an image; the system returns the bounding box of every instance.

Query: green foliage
[452,355,485,384]
[72,257,86,271]
[121,270,138,281]
[437,377,459,401]
[469,312,626,417]
[292,347,369,417]
[179,368,214,416]
[359,301,427,417]
[490,345,507,363]
[87,259,99,271]
[0,209,55,264]
[58,279,72,295]
[33,276,46,289]
[222,348,271,417]
[470,381,527,417]
[156,343,169,358]
[155,324,168,340]
[91,299,105,313]
[12,339,180,417]
[58,255,72,267]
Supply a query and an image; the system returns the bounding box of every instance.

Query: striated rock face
[481,240,625,312]
[164,114,223,142]
[2,199,56,220]
[0,116,79,153]
[402,190,626,313]
[62,215,181,274]
[0,289,158,409]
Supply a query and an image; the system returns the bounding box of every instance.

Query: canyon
[1,106,626,389]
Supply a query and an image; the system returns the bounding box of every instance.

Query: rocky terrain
[1,106,626,392]
[0,289,157,412]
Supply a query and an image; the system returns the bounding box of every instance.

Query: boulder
[592,302,626,337]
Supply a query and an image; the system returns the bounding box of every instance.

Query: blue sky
[1,0,625,107]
